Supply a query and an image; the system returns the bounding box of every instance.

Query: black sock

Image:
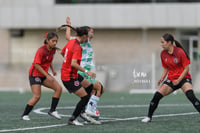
[50,97,60,112]
[22,104,33,116]
[69,95,90,121]
[148,92,163,118]
[185,90,200,112]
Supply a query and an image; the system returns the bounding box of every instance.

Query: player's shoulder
[39,44,46,49]
[161,49,167,56]
[37,45,46,52]
[68,38,78,46]
[174,46,184,53]
[67,39,81,51]
[66,39,76,48]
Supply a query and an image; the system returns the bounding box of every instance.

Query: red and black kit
[29,45,56,85]
[161,46,191,90]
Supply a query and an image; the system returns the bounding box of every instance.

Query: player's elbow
[34,63,40,67]
[71,62,76,67]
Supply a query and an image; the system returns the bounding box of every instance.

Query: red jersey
[29,45,56,77]
[61,39,82,81]
[161,46,191,81]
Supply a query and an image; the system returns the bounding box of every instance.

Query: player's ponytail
[56,24,90,37]
[162,33,190,60]
[174,39,190,60]
[56,24,76,33]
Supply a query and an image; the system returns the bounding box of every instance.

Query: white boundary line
[33,104,191,119]
[0,124,68,132]
[0,104,196,133]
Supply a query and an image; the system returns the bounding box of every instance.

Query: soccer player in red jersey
[65,16,104,118]
[142,33,200,122]
[21,32,62,121]
[58,25,100,125]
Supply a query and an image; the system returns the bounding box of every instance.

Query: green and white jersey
[70,37,95,70]
[80,41,95,70]
[70,37,96,84]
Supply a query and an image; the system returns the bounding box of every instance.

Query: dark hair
[56,24,90,37]
[44,32,58,44]
[162,33,190,60]
[44,32,60,50]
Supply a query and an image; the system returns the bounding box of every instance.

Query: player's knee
[51,81,62,93]
[92,81,100,90]
[55,86,62,97]
[57,85,62,93]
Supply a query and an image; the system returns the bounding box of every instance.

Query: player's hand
[66,16,71,25]
[86,71,96,78]
[157,78,164,86]
[52,71,57,76]
[172,80,180,86]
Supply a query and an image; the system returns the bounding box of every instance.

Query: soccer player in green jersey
[65,16,104,118]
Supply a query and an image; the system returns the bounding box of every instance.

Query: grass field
[1,91,200,133]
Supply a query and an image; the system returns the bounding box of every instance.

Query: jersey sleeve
[72,46,82,60]
[34,48,43,64]
[161,51,167,68]
[70,36,76,40]
[180,49,190,67]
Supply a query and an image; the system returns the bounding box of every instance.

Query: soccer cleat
[68,119,84,126]
[48,111,61,120]
[21,115,30,121]
[80,113,101,125]
[94,109,100,119]
[85,109,100,119]
[141,117,152,123]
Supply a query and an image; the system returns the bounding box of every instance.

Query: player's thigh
[80,78,92,88]
[181,82,193,93]
[157,84,173,96]
[31,84,41,97]
[43,77,61,91]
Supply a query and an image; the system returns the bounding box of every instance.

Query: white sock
[86,95,99,113]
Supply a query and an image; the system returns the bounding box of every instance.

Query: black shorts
[78,74,84,82]
[29,76,46,86]
[62,74,84,93]
[163,78,192,91]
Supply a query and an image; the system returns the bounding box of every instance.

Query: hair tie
[43,32,48,38]
[89,29,93,33]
